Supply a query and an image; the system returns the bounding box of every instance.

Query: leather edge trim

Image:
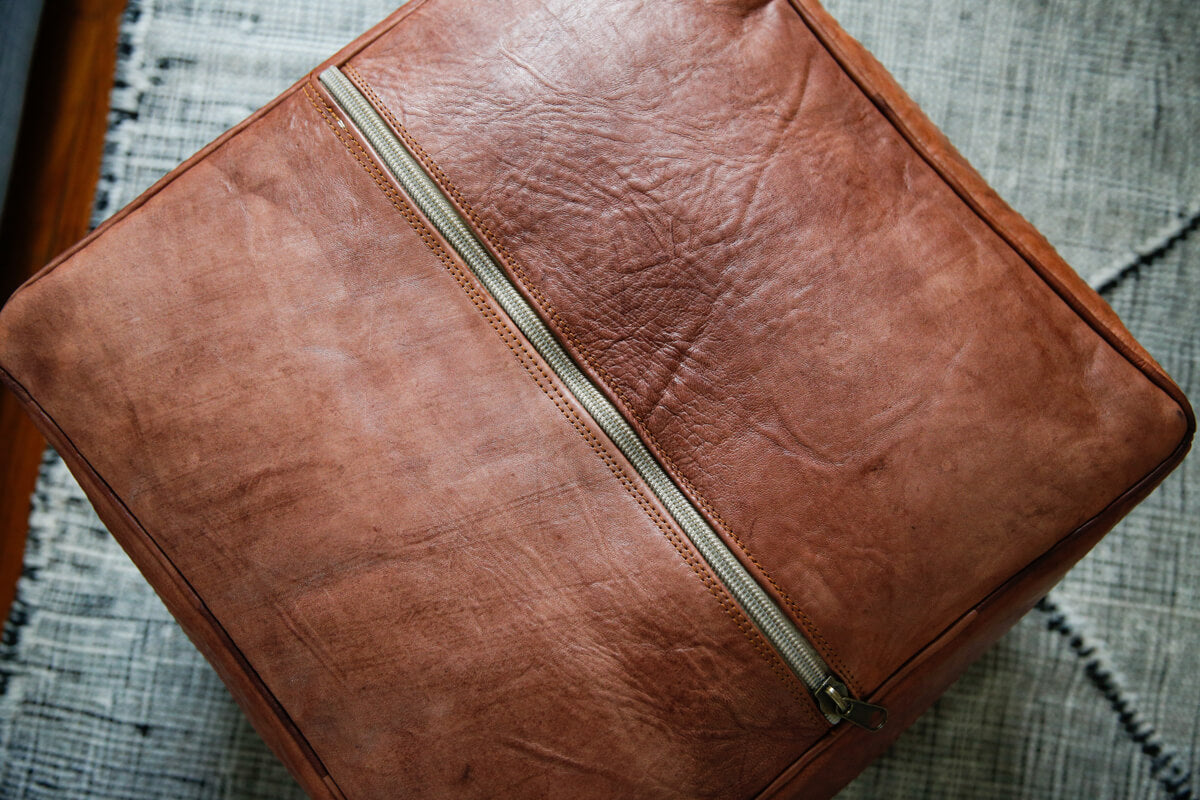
[785,0,1195,437]
[753,429,1192,799]
[0,2,1190,791]
[0,366,344,800]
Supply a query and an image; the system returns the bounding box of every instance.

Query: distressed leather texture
[0,0,1191,798]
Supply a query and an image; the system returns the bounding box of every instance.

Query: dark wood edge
[0,0,439,627]
[0,0,126,625]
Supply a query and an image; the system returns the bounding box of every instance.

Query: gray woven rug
[1,1,1196,797]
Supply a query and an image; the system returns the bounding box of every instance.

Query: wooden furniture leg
[0,0,127,624]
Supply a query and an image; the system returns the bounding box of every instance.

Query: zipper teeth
[318,65,838,717]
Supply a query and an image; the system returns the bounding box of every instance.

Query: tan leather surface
[0,87,825,797]
[0,372,342,800]
[757,429,1189,799]
[0,0,1192,798]
[785,0,1190,408]
[347,0,1191,699]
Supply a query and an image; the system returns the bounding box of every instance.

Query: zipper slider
[816,677,888,731]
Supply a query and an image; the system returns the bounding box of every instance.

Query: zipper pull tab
[816,677,888,731]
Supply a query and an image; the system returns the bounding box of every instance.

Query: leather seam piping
[339,63,861,696]
[0,366,340,797]
[778,0,1196,700]
[783,0,1192,429]
[4,0,1183,760]
[344,0,1195,705]
[754,430,1190,798]
[301,81,822,720]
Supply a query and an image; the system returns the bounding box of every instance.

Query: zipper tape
[316,65,884,730]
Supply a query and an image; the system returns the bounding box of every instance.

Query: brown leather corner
[757,430,1189,799]
[0,79,827,797]
[0,366,342,800]
[785,0,1194,431]
[5,0,437,304]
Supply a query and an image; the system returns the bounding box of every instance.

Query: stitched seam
[751,433,1191,800]
[779,0,1193,436]
[10,1,443,297]
[343,65,859,693]
[303,81,812,712]
[0,368,340,794]
[302,82,818,717]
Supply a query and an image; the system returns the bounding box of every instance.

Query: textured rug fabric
[0,1,1196,797]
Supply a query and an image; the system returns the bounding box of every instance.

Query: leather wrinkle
[0,80,831,798]
[301,80,822,720]
[0,1,1189,795]
[343,0,1190,701]
[339,62,860,695]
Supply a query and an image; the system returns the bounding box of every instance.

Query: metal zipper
[317,65,885,731]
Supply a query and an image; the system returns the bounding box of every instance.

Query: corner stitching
[0,364,338,794]
[12,0,438,303]
[782,0,1193,441]
[755,431,1191,799]
[15,87,299,298]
